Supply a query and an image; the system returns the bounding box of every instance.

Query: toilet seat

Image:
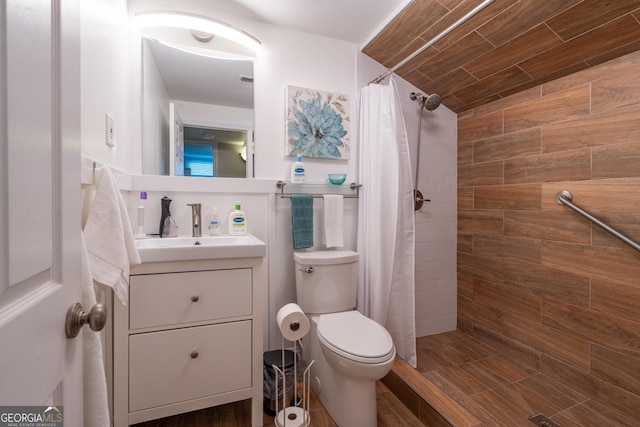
[316,311,394,364]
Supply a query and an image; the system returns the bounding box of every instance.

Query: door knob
[65,302,107,338]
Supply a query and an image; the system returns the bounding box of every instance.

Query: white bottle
[290,153,306,183]
[208,207,221,236]
[228,201,247,235]
[135,191,147,239]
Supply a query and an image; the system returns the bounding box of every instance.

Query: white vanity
[112,235,266,426]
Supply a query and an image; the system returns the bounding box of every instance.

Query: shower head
[410,92,442,111]
[423,93,441,111]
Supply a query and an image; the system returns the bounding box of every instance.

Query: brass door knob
[65,302,107,338]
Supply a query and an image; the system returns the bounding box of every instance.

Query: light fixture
[154,38,252,60]
[191,30,213,43]
[134,11,261,54]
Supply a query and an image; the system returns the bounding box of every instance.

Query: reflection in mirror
[182,126,248,178]
[140,23,255,177]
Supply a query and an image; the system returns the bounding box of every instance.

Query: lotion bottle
[228,201,247,235]
[208,206,221,236]
[290,152,306,183]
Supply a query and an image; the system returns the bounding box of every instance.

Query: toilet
[294,250,395,427]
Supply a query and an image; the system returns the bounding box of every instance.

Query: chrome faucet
[187,203,202,237]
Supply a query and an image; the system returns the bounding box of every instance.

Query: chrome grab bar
[555,190,640,252]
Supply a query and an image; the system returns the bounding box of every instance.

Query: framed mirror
[139,22,255,177]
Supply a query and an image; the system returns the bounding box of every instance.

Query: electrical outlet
[105,113,115,148]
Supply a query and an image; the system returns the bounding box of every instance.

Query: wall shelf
[275,180,362,198]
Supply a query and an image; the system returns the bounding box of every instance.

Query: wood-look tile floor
[132,380,423,427]
[416,330,638,427]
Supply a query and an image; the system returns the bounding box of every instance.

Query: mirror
[140,29,255,177]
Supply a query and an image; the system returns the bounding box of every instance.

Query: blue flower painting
[286,86,350,159]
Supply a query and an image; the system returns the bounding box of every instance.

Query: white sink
[135,234,266,263]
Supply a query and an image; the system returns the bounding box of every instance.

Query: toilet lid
[317,311,394,364]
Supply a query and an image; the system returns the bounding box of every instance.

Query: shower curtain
[357,76,416,368]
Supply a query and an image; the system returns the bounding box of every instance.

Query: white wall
[80,0,457,351]
[81,0,131,171]
[251,26,358,182]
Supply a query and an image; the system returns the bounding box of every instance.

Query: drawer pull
[190,350,199,359]
[191,295,200,302]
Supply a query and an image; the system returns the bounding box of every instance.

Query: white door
[169,102,185,176]
[0,0,83,424]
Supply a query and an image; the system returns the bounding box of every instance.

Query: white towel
[83,166,140,305]
[323,195,344,248]
[80,234,110,427]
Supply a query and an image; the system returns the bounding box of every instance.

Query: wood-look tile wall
[363,0,640,113]
[457,49,640,421]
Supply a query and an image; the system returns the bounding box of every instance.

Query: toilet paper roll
[276,303,310,342]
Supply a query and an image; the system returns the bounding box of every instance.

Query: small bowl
[328,173,347,185]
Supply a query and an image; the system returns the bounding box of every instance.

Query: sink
[135,234,266,263]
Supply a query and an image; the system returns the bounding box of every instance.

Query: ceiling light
[134,11,261,54]
[191,30,213,43]
[154,39,253,60]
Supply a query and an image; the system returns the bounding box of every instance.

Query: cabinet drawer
[129,320,252,412]
[130,269,251,330]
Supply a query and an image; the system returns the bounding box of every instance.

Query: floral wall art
[286,85,350,159]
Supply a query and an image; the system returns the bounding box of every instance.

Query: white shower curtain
[357,77,416,368]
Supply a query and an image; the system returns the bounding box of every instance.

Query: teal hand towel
[291,194,314,250]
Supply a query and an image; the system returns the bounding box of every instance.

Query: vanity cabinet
[112,257,264,426]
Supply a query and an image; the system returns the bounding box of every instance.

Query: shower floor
[384,330,636,427]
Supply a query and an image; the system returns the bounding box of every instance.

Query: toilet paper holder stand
[272,335,314,426]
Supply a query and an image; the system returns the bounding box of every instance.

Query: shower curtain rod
[369,0,495,85]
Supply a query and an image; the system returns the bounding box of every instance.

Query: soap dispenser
[209,207,221,236]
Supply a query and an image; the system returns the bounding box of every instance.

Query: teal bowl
[328,174,347,185]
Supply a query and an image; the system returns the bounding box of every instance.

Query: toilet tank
[294,250,359,314]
